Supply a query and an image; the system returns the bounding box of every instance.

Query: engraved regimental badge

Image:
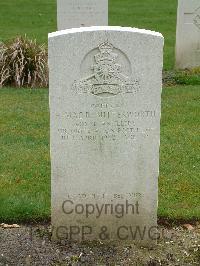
[72,41,140,97]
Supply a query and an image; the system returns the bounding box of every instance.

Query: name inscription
[57,109,156,143]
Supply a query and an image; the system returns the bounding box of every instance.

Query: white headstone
[49,26,164,245]
[57,0,108,30]
[176,0,200,69]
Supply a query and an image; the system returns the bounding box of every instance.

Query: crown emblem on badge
[99,41,113,51]
[94,42,116,63]
[72,41,140,97]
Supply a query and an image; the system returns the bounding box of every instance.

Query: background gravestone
[49,26,164,245]
[57,0,108,30]
[176,0,200,69]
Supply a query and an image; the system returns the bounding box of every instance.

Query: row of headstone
[57,0,200,70]
[49,0,164,245]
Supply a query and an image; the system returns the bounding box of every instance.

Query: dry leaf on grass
[0,223,20,229]
[183,224,194,231]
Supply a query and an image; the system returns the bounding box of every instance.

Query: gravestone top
[49,26,164,246]
[57,0,108,30]
[49,26,163,38]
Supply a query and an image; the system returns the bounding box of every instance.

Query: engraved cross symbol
[194,13,200,29]
[184,7,200,30]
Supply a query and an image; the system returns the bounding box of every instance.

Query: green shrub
[174,68,200,86]
[0,36,48,88]
[163,68,200,86]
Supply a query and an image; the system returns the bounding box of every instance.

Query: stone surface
[48,26,164,245]
[176,0,200,69]
[57,0,108,30]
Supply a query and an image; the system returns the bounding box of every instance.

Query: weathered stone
[57,0,108,30]
[48,26,164,245]
[176,0,200,69]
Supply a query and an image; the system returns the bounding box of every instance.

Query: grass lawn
[0,89,50,222]
[0,0,177,70]
[0,0,199,223]
[0,87,199,223]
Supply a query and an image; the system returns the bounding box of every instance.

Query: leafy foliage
[174,68,200,85]
[163,69,200,86]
